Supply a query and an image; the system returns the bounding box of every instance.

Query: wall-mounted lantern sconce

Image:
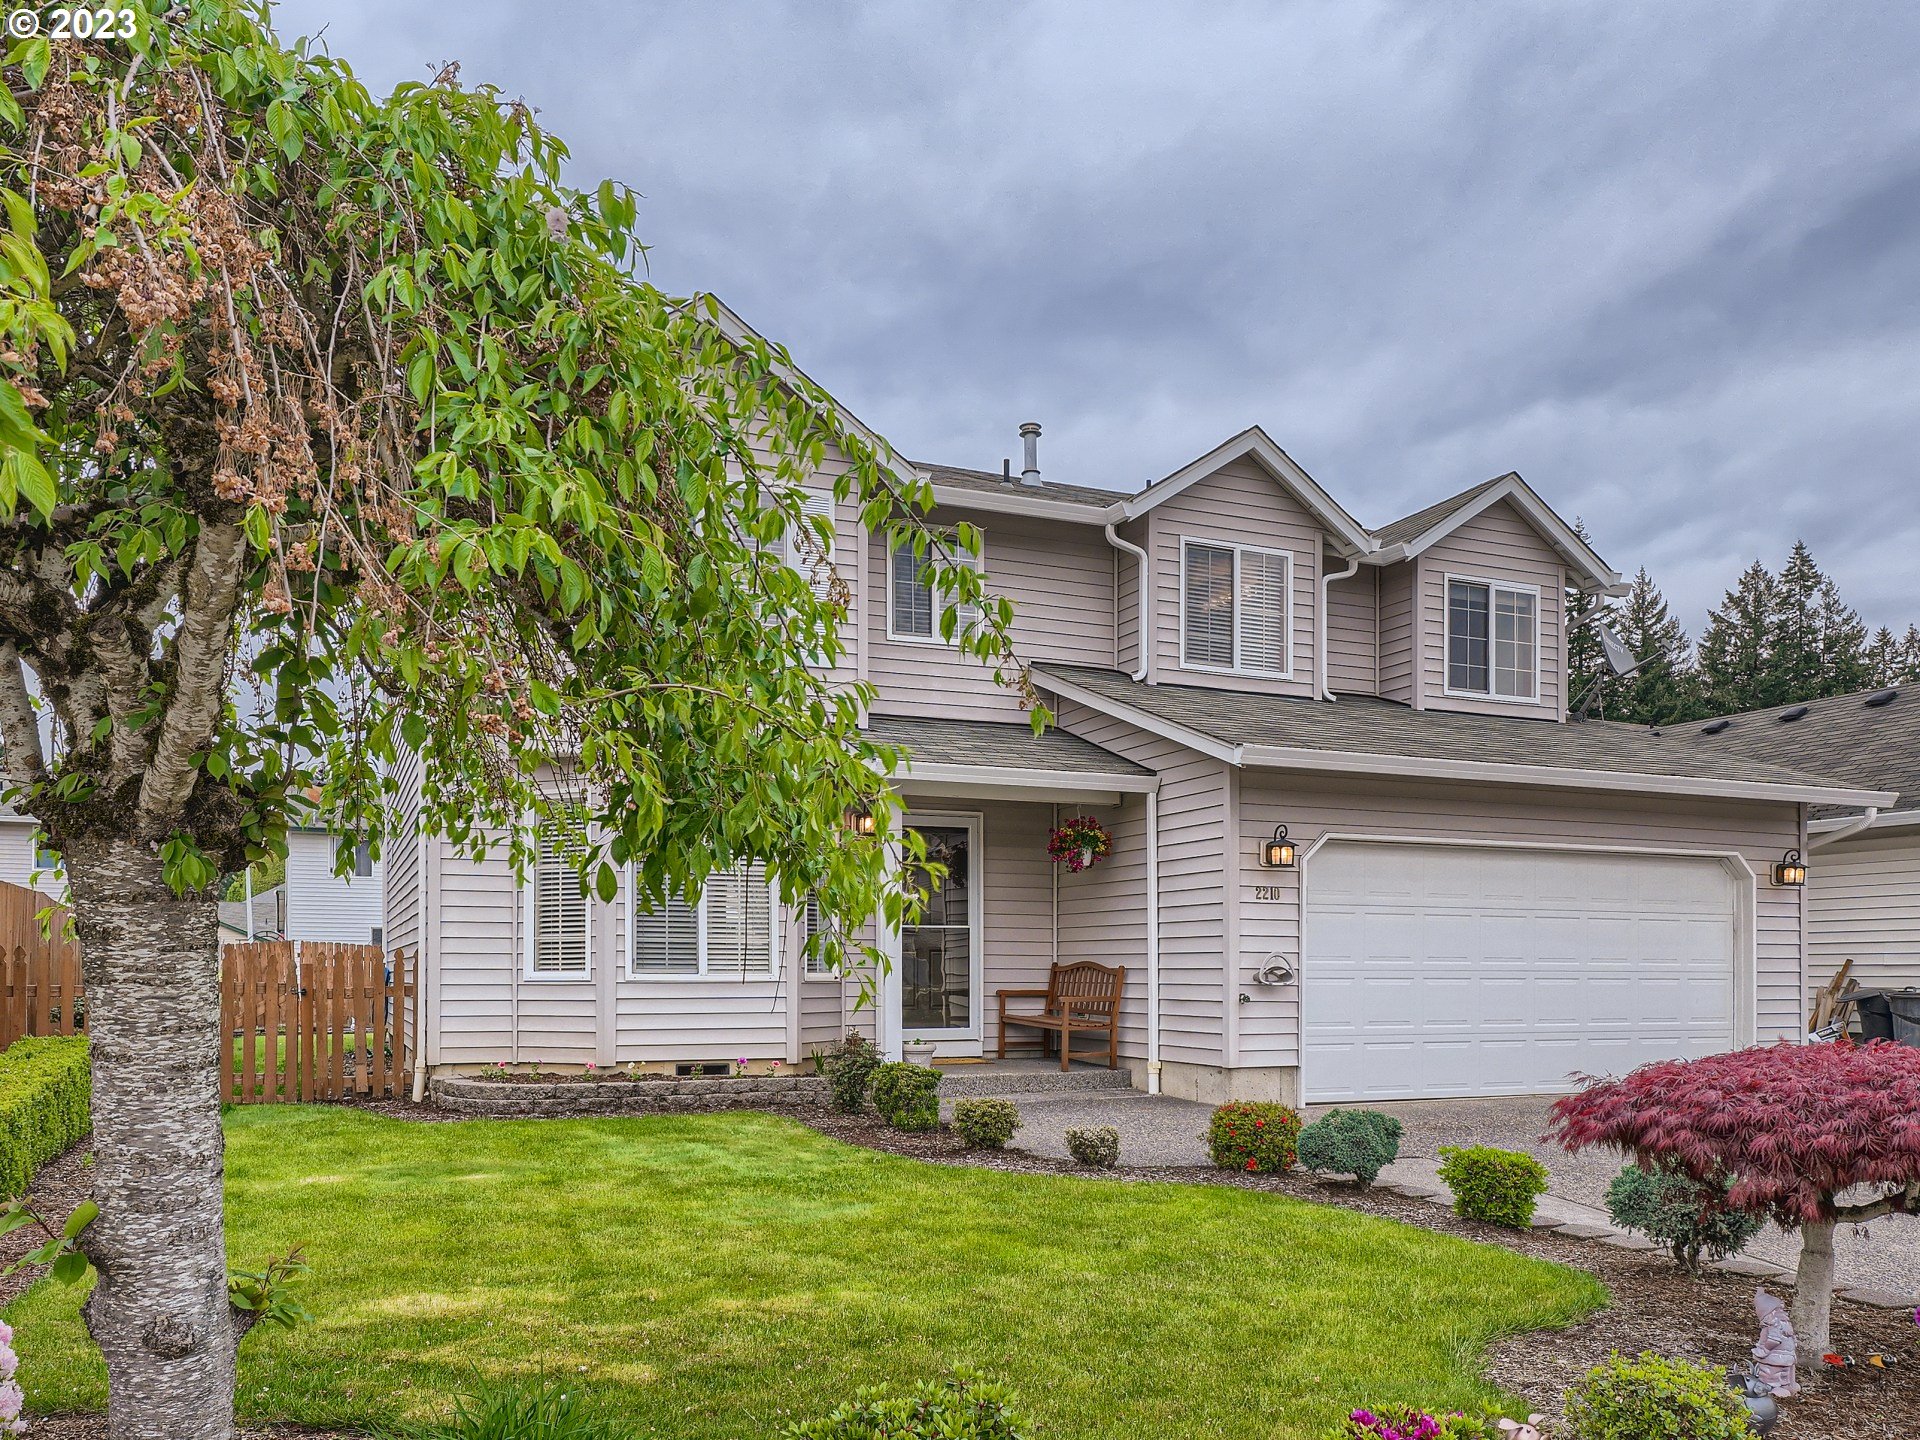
[1772,849,1807,887]
[1260,824,1296,869]
[844,804,879,837]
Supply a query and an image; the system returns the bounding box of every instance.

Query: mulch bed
[802,1111,1920,1440]
[13,1107,1918,1437]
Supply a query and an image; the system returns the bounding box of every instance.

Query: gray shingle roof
[864,714,1152,777]
[1034,664,1883,798]
[1683,687,1919,818]
[916,461,1130,510]
[1372,476,1511,547]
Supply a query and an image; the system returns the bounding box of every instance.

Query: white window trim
[886,532,984,646]
[625,862,782,980]
[1441,572,1543,705]
[522,828,593,983]
[1178,536,1294,679]
[800,891,836,980]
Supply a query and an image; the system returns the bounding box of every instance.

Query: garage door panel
[1305,843,1740,1102]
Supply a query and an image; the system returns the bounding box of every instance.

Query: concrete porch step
[934,1062,1135,1098]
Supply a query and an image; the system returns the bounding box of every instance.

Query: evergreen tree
[1609,568,1702,725]
[1698,561,1781,713]
[1771,542,1827,703]
[1812,570,1873,695]
[1565,519,1623,717]
[1868,627,1903,685]
[1905,625,1920,682]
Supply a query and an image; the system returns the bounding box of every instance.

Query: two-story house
[382,311,1891,1105]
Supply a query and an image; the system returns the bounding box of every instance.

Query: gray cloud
[271,0,1920,636]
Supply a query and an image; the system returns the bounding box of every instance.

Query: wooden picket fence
[221,941,415,1103]
[0,881,83,1047]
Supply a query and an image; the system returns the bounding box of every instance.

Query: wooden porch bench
[997,961,1126,1071]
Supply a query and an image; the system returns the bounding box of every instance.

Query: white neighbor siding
[1807,831,1920,992]
[285,829,385,944]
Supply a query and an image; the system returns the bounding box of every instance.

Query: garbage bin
[1851,989,1920,1046]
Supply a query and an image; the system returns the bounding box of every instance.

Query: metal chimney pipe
[1019,421,1042,486]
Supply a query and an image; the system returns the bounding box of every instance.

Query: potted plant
[1047,815,1112,874]
[903,1038,939,1067]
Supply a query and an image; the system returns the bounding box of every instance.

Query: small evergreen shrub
[1562,1352,1750,1440]
[1605,1159,1761,1273]
[818,1032,881,1115]
[783,1372,1030,1439]
[0,1036,91,1198]
[1065,1125,1120,1168]
[1207,1101,1301,1174]
[952,1098,1021,1149]
[870,1062,941,1132]
[1436,1145,1549,1228]
[1297,1108,1403,1186]
[1326,1408,1504,1439]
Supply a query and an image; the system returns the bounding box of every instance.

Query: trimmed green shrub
[1297,1108,1403,1186]
[1605,1159,1761,1273]
[0,1035,90,1198]
[817,1032,880,1115]
[870,1061,941,1132]
[1562,1352,1750,1440]
[1065,1125,1119,1168]
[1207,1101,1301,1174]
[783,1372,1030,1439]
[952,1098,1021,1149]
[1436,1144,1549,1228]
[398,1373,623,1440]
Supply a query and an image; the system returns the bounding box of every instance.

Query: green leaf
[595,862,617,904]
[61,1200,98,1239]
[51,1249,90,1284]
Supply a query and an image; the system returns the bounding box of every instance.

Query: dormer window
[1181,539,1291,677]
[1446,576,1538,701]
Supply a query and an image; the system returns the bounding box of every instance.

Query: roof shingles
[864,714,1151,777]
[1684,687,1919,817]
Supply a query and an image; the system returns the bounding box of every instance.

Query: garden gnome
[1752,1288,1800,1397]
[1495,1416,1546,1440]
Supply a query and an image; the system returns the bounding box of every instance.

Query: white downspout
[1104,522,1150,682]
[1145,787,1161,1095]
[1319,553,1362,701]
[1807,807,1879,850]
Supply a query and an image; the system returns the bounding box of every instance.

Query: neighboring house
[383,312,1889,1104]
[0,808,62,896]
[285,828,385,947]
[218,885,286,945]
[1688,686,1919,996]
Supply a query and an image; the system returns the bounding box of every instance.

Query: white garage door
[1303,842,1739,1102]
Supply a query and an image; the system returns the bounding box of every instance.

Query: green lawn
[6,1110,1604,1438]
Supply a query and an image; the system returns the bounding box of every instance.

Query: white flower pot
[903,1041,939,1068]
[1077,846,1094,869]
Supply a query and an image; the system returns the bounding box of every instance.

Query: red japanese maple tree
[1549,1041,1920,1364]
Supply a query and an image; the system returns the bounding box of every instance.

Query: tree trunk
[1790,1218,1837,1367]
[66,834,235,1440]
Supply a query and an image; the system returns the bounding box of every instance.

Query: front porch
[849,715,1161,1083]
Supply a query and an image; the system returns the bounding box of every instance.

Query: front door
[897,814,983,1055]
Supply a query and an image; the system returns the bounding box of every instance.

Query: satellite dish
[1597,623,1646,679]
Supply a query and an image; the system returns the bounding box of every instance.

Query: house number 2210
[1252,884,1287,900]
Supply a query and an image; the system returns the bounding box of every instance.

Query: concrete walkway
[941,1072,1920,1307]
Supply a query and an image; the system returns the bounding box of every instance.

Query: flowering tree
[0,6,1025,1437]
[1549,1042,1920,1363]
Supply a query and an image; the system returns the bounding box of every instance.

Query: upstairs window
[336,837,374,878]
[888,537,981,644]
[632,862,777,978]
[1181,540,1291,676]
[527,819,590,978]
[1446,577,1538,700]
[784,490,837,601]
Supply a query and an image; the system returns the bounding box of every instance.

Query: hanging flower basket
[1047,815,1112,873]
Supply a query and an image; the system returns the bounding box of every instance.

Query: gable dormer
[1367,475,1622,722]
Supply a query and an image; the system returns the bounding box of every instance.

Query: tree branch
[1832,1181,1920,1225]
[135,521,246,832]
[0,642,46,798]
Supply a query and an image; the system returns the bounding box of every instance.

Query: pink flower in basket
[1047,816,1112,873]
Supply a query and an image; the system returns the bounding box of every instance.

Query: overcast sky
[272,1,1920,637]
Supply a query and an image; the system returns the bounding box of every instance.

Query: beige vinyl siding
[1146,458,1322,698]
[433,837,538,1063]
[1053,698,1230,1066]
[285,830,384,945]
[1416,501,1566,720]
[966,799,1059,1052]
[1235,773,1806,1067]
[1376,561,1416,705]
[866,509,1116,721]
[1054,796,1151,1060]
[1808,832,1920,991]
[1326,567,1378,695]
[741,434,863,693]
